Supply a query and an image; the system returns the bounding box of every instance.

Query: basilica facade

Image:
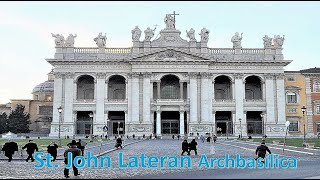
[48,14,291,137]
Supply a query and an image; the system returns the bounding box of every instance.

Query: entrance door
[112,121,125,135]
[161,119,179,134]
[216,121,233,136]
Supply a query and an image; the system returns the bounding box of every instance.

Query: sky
[0,1,319,104]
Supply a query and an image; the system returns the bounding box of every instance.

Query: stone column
[189,72,198,124]
[208,75,213,124]
[50,72,64,136]
[200,72,209,123]
[212,79,215,101]
[265,75,276,124]
[105,79,109,101]
[180,82,184,99]
[131,72,140,123]
[187,111,190,134]
[235,74,246,136]
[262,80,266,101]
[64,73,74,124]
[73,79,77,101]
[231,79,235,99]
[127,74,132,123]
[232,111,236,135]
[212,111,216,134]
[180,110,185,135]
[156,109,161,136]
[305,76,313,134]
[124,110,128,134]
[143,72,151,124]
[96,73,106,124]
[157,81,161,99]
[276,74,286,125]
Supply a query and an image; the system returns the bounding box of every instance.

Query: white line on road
[231,140,315,155]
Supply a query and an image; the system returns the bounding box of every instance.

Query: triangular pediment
[130,48,211,61]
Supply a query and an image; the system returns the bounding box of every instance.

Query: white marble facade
[48,14,291,137]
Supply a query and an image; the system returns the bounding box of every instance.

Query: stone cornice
[188,72,199,78]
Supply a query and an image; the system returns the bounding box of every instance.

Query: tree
[0,112,8,134]
[8,104,31,133]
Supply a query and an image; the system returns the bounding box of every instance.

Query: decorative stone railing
[241,48,265,54]
[152,99,189,104]
[244,99,266,106]
[73,47,131,54]
[105,99,128,103]
[208,48,235,54]
[74,48,99,53]
[214,99,235,102]
[74,99,96,103]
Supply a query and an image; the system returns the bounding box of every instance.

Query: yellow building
[284,71,307,136]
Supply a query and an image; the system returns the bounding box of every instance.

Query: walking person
[22,140,38,162]
[172,135,175,140]
[213,135,217,143]
[181,140,190,155]
[206,136,211,143]
[115,136,123,149]
[47,142,59,161]
[255,141,272,163]
[177,134,180,140]
[76,139,86,156]
[64,140,81,178]
[200,135,205,143]
[189,139,198,155]
[1,141,18,162]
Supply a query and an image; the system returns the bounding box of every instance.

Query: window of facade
[287,77,295,81]
[314,80,320,92]
[317,123,320,132]
[315,104,320,114]
[286,92,297,104]
[289,120,298,132]
[39,106,53,115]
[287,108,297,113]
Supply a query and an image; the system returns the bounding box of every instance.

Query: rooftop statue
[231,32,243,49]
[94,32,107,48]
[199,28,210,43]
[263,35,272,48]
[131,26,142,41]
[273,35,285,48]
[144,27,155,41]
[186,28,196,41]
[65,34,77,47]
[164,14,175,29]
[51,33,65,47]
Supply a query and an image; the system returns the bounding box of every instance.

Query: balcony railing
[75,99,96,103]
[105,99,128,103]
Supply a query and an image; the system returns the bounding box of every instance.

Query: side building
[284,71,307,136]
[300,67,320,136]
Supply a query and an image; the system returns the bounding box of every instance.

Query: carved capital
[142,72,152,78]
[131,72,140,78]
[188,72,198,79]
[200,72,209,78]
[275,73,285,80]
[54,72,64,78]
[234,73,244,79]
[65,72,75,79]
[264,74,274,80]
[96,72,106,79]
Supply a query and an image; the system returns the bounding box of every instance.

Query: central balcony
[152,99,189,106]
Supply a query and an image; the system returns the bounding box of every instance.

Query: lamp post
[89,112,94,142]
[260,113,266,139]
[118,121,120,136]
[239,118,242,139]
[57,106,63,147]
[301,106,306,145]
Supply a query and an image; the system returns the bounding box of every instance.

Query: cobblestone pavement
[0,139,319,179]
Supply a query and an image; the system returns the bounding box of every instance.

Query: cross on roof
[168,11,180,28]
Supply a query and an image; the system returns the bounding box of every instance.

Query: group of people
[1,140,39,162]
[181,139,198,156]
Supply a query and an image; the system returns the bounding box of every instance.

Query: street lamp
[260,113,266,139]
[301,106,306,145]
[239,118,242,139]
[89,112,94,142]
[118,121,120,136]
[57,106,63,147]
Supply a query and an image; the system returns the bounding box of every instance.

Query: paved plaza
[0,138,320,179]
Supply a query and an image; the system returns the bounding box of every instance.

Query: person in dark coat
[64,140,81,178]
[181,140,190,155]
[255,142,271,161]
[22,140,38,162]
[76,139,86,156]
[1,141,18,162]
[172,135,175,140]
[47,142,58,161]
[177,135,180,140]
[115,136,123,149]
[206,136,211,143]
[189,139,198,155]
[213,135,217,143]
